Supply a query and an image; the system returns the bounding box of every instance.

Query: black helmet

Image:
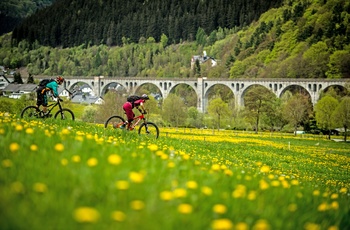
[141,94,149,100]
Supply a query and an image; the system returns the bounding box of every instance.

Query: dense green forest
[0,0,54,35]
[0,0,350,79]
[11,0,283,47]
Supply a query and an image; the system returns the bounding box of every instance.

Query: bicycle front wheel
[138,122,159,139]
[54,109,75,120]
[104,115,125,129]
[20,106,41,119]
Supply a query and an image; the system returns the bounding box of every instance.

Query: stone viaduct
[40,76,349,112]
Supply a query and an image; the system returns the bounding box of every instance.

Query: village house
[191,51,217,69]
[0,74,13,92]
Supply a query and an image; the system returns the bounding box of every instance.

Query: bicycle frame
[45,100,61,114]
[129,113,146,129]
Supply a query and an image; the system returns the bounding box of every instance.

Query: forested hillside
[0,0,54,35]
[1,0,350,79]
[11,0,283,47]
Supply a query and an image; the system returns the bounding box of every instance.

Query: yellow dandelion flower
[213,204,227,214]
[328,226,338,230]
[260,165,270,173]
[268,174,274,180]
[148,144,158,151]
[155,150,164,156]
[259,180,269,190]
[304,222,320,230]
[130,200,145,211]
[61,128,70,135]
[224,169,233,176]
[0,128,4,134]
[167,161,175,168]
[75,136,84,141]
[73,207,100,223]
[211,218,233,230]
[115,180,129,190]
[252,219,270,230]
[177,203,192,214]
[288,203,297,212]
[186,180,198,189]
[339,187,347,194]
[194,160,201,165]
[182,154,190,160]
[111,211,126,222]
[291,179,299,186]
[54,143,64,152]
[281,180,289,188]
[211,164,221,171]
[87,158,98,167]
[201,186,213,196]
[33,182,48,193]
[108,154,122,165]
[129,171,144,183]
[9,142,20,152]
[317,202,328,211]
[232,184,246,198]
[247,191,257,200]
[173,188,187,198]
[86,134,94,139]
[15,124,23,131]
[235,222,249,230]
[313,190,320,196]
[160,191,173,201]
[72,155,81,163]
[330,201,339,210]
[61,158,68,166]
[330,193,338,199]
[11,181,24,194]
[271,180,280,187]
[2,159,13,168]
[30,144,38,151]
[25,128,34,134]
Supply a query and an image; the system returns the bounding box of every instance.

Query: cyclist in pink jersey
[122,94,149,130]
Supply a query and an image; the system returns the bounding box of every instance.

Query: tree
[243,86,276,133]
[162,94,187,127]
[95,91,124,123]
[27,73,34,84]
[13,72,23,84]
[262,98,287,131]
[195,27,207,46]
[315,95,339,139]
[332,96,350,142]
[282,94,312,135]
[207,97,230,130]
[187,106,204,128]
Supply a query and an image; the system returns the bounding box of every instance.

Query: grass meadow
[0,112,349,230]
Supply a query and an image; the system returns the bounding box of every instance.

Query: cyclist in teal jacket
[36,76,64,114]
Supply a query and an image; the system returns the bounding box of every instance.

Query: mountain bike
[104,111,159,139]
[20,96,75,120]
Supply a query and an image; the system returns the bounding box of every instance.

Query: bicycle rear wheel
[20,106,41,119]
[138,122,159,139]
[54,109,75,120]
[104,115,126,129]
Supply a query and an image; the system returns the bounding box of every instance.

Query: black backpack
[127,95,141,106]
[38,78,54,87]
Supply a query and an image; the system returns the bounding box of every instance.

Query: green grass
[0,113,349,230]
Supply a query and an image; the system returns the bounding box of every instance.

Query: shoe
[44,112,51,117]
[120,123,126,129]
